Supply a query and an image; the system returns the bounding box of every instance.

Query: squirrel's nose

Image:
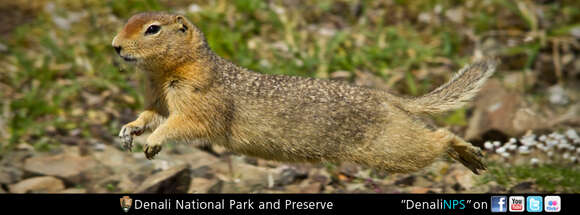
[114,46,122,55]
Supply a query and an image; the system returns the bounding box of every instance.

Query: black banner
[1,194,578,214]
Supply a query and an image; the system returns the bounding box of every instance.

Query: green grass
[481,162,580,193]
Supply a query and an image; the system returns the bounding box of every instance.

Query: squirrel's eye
[145,25,161,35]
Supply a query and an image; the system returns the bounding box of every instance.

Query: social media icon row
[491,195,560,212]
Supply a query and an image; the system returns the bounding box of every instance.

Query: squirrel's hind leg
[445,133,487,174]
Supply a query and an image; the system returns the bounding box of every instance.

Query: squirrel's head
[112,12,207,69]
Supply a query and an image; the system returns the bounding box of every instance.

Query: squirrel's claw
[144,144,162,159]
[119,124,144,152]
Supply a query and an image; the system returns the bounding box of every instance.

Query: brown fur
[112,12,495,174]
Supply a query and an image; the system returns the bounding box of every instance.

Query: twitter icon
[527,196,542,212]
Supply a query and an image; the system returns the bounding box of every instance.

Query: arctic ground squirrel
[112,12,497,174]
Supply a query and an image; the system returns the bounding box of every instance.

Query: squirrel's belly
[221,133,332,163]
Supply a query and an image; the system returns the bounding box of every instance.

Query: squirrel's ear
[176,15,189,33]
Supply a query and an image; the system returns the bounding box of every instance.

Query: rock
[571,27,580,38]
[23,154,99,184]
[207,180,224,193]
[15,143,34,151]
[117,174,141,192]
[548,85,569,105]
[502,71,537,92]
[300,182,322,193]
[354,70,389,90]
[9,176,65,193]
[466,80,545,140]
[1,150,35,169]
[135,164,190,193]
[509,181,538,193]
[173,149,221,169]
[217,163,281,193]
[345,183,366,192]
[309,169,331,185]
[285,181,322,193]
[330,70,351,80]
[473,181,507,193]
[0,165,23,184]
[445,7,464,23]
[408,186,432,194]
[413,175,434,188]
[394,175,415,186]
[90,174,138,193]
[188,178,219,193]
[191,165,214,179]
[446,169,475,191]
[338,163,359,177]
[91,144,137,171]
[375,184,404,193]
[276,166,308,186]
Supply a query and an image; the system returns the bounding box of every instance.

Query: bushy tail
[402,59,499,114]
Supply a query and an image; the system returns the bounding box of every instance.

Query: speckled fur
[112,12,495,174]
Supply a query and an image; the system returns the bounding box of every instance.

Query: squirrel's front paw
[144,143,162,160]
[119,123,145,151]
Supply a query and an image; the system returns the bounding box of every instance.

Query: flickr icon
[544,196,561,212]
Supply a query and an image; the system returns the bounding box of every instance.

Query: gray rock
[509,181,538,193]
[91,144,146,174]
[135,163,191,193]
[9,176,65,193]
[188,177,219,193]
[309,169,331,185]
[394,175,415,186]
[173,149,221,169]
[466,80,545,140]
[276,166,308,186]
[285,181,322,193]
[216,163,281,193]
[0,165,23,184]
[23,154,98,184]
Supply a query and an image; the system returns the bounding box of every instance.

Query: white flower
[493,141,501,147]
[501,152,510,158]
[518,146,530,154]
[496,147,506,153]
[521,135,537,146]
[549,132,565,140]
[509,138,517,144]
[484,141,494,150]
[530,158,539,165]
[539,135,547,141]
[507,144,517,151]
[566,129,579,139]
[557,141,569,150]
[188,4,201,13]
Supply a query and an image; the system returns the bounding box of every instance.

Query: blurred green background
[0,0,579,193]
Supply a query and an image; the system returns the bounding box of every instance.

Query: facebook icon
[491,196,507,212]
